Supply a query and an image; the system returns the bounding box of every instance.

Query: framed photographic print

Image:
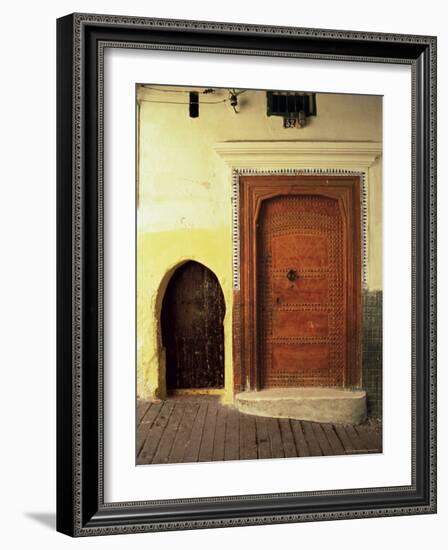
[56,13,437,536]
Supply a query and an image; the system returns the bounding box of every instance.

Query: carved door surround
[237,175,361,391]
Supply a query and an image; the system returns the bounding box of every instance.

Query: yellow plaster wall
[137,228,233,401]
[137,86,382,401]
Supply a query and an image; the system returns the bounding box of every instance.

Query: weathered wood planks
[136,398,382,465]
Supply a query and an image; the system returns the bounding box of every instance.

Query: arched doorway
[161,261,225,391]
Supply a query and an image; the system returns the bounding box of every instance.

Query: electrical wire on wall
[139,85,247,117]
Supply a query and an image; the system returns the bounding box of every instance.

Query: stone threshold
[235,387,367,425]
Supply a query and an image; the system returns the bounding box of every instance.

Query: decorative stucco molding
[213,141,382,169]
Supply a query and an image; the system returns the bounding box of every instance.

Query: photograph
[135,84,383,465]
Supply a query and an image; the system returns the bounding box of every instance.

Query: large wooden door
[161,261,225,390]
[258,195,345,387]
[237,175,361,392]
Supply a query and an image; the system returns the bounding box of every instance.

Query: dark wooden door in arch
[161,261,225,390]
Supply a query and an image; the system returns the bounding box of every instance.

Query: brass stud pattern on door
[259,195,345,388]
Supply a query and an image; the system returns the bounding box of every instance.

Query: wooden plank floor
[136,396,382,465]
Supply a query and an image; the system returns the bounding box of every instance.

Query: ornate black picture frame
[56,13,437,536]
